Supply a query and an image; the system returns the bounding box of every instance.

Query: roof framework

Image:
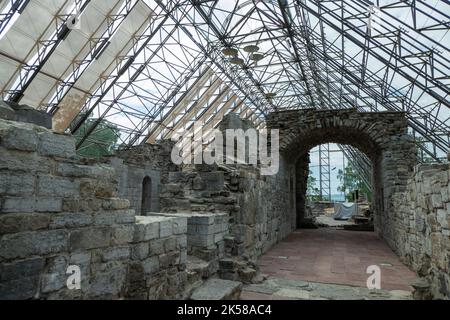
[0,0,449,182]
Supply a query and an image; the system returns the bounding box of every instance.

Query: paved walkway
[257,228,417,292]
[240,277,412,300]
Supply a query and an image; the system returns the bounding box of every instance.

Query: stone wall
[229,160,296,259]
[266,109,417,246]
[390,163,450,299]
[158,113,297,261]
[0,119,188,300]
[108,142,179,216]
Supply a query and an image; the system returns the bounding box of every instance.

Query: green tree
[337,163,372,202]
[72,115,120,159]
[306,170,321,201]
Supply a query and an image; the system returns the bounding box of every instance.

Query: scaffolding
[0,0,447,182]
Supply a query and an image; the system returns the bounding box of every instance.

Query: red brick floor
[259,229,417,291]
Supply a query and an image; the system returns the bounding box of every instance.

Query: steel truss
[0,0,448,188]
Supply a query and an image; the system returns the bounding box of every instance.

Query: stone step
[186,255,217,279]
[190,278,243,300]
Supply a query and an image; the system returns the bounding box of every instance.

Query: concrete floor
[256,228,417,292]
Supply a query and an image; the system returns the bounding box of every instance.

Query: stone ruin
[0,102,449,299]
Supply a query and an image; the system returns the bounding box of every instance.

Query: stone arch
[141,176,152,216]
[267,109,417,242]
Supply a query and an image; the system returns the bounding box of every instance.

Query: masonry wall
[230,159,296,259]
[0,119,188,300]
[108,142,179,216]
[390,163,450,299]
[158,113,297,262]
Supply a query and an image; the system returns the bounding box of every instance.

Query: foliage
[72,114,120,159]
[306,170,321,201]
[337,163,372,202]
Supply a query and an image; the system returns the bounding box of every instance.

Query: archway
[254,109,420,292]
[141,176,152,216]
[295,136,378,229]
[266,109,417,244]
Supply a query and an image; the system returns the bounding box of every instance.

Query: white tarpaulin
[333,202,356,220]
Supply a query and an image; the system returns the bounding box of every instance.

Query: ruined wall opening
[267,109,417,242]
[292,130,380,230]
[141,176,152,215]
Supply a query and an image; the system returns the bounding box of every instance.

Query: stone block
[38,132,76,158]
[0,172,35,196]
[50,212,92,229]
[0,125,38,152]
[0,230,68,260]
[148,239,164,256]
[0,213,50,234]
[1,196,35,213]
[172,217,187,235]
[0,257,45,282]
[437,209,449,229]
[93,212,119,226]
[164,237,177,252]
[160,220,173,238]
[134,218,159,242]
[69,227,111,250]
[102,198,130,210]
[177,235,187,249]
[7,103,52,129]
[57,163,113,178]
[100,247,130,262]
[112,225,134,245]
[0,101,16,121]
[88,264,126,298]
[35,197,63,212]
[143,256,159,274]
[159,252,179,268]
[115,210,136,224]
[40,272,66,294]
[0,276,40,300]
[0,147,52,173]
[37,175,80,198]
[190,279,242,300]
[131,243,149,260]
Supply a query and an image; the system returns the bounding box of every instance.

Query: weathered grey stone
[69,227,111,250]
[172,217,187,235]
[57,163,112,178]
[38,132,76,158]
[102,198,130,210]
[35,197,63,212]
[0,230,68,260]
[88,264,126,298]
[0,276,40,300]
[0,257,45,281]
[143,256,160,274]
[112,225,134,245]
[0,213,50,234]
[131,243,149,260]
[160,219,173,238]
[1,197,35,213]
[190,279,242,300]
[0,147,52,173]
[37,175,80,197]
[149,239,164,255]
[0,101,16,121]
[100,247,130,262]
[50,212,92,229]
[0,125,38,151]
[7,103,52,129]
